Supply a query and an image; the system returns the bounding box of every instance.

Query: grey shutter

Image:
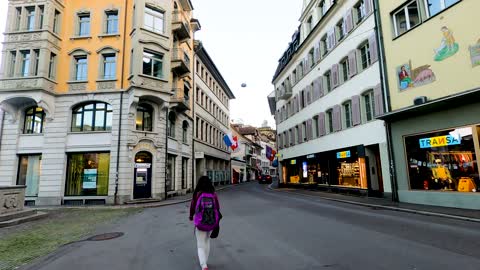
[307,119,313,141]
[333,105,342,132]
[331,28,337,48]
[345,9,354,33]
[297,124,302,144]
[352,95,361,126]
[303,88,308,108]
[296,65,302,80]
[306,85,312,105]
[373,84,384,116]
[290,73,295,85]
[296,94,300,112]
[314,43,320,63]
[369,33,379,63]
[293,94,298,113]
[303,57,308,74]
[318,76,325,97]
[313,77,321,100]
[348,50,358,78]
[318,112,326,136]
[365,0,373,15]
[332,64,339,88]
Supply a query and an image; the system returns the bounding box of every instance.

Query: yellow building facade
[0,0,200,205]
[377,0,480,209]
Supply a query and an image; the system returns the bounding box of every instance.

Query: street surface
[26,183,480,270]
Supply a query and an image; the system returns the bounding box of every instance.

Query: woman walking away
[189,176,220,270]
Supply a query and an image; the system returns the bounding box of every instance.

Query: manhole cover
[87,232,124,241]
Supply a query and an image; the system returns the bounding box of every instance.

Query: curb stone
[267,184,480,223]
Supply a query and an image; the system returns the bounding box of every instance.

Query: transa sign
[419,135,461,149]
[336,150,351,159]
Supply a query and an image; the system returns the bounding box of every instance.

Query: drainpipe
[373,0,398,202]
[164,106,169,200]
[114,0,129,205]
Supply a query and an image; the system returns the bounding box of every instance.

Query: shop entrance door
[134,152,152,199]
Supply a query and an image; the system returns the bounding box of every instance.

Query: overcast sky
[0,1,302,129]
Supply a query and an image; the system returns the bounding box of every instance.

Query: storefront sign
[290,160,296,165]
[336,151,351,159]
[419,135,461,149]
[83,169,97,189]
[306,154,315,159]
[135,163,151,169]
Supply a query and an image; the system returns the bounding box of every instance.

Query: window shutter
[348,50,358,78]
[318,76,325,97]
[318,112,326,136]
[298,124,303,144]
[352,95,361,126]
[313,77,320,100]
[365,0,373,15]
[296,65,301,81]
[369,33,379,63]
[373,84,384,116]
[307,119,313,140]
[345,9,353,33]
[303,57,308,74]
[278,134,282,149]
[290,73,295,85]
[303,88,308,108]
[306,85,312,105]
[331,64,339,88]
[333,105,342,132]
[314,43,320,63]
[331,28,337,48]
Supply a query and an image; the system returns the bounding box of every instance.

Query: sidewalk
[269,184,480,223]
[33,184,233,211]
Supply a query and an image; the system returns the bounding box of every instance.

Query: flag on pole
[223,133,238,151]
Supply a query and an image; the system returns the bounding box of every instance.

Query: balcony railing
[171,48,191,76]
[171,88,190,111]
[172,11,191,41]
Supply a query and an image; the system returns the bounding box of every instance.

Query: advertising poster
[83,169,97,189]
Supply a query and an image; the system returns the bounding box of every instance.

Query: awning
[377,87,480,122]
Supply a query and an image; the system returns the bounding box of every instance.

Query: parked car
[258,174,272,184]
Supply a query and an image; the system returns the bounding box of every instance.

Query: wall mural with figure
[469,38,480,68]
[434,26,459,62]
[397,60,436,91]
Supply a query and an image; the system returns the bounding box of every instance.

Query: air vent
[414,96,428,105]
[63,199,83,206]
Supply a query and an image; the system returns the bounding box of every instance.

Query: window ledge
[19,133,44,137]
[140,27,170,39]
[168,136,177,140]
[70,36,92,40]
[67,80,88,84]
[68,131,112,135]
[96,79,117,82]
[138,74,168,83]
[98,33,121,38]
[132,130,158,135]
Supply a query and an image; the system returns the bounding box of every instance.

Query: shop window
[404,126,479,193]
[24,106,45,134]
[17,154,41,197]
[392,1,421,37]
[336,154,368,189]
[65,152,110,196]
[72,102,113,132]
[136,103,153,131]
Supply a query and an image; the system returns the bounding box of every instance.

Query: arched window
[72,102,112,132]
[167,111,176,138]
[182,120,189,143]
[136,103,153,131]
[24,106,45,134]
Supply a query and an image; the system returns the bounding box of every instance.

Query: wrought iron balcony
[171,48,191,77]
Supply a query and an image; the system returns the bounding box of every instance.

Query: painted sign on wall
[397,61,436,90]
[469,39,480,67]
[336,150,351,159]
[434,26,459,61]
[419,135,461,148]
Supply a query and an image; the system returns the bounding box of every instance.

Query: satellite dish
[241,83,247,88]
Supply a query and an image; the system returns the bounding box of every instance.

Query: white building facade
[272,0,390,197]
[193,42,235,186]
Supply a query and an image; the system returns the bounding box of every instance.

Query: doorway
[134,151,152,199]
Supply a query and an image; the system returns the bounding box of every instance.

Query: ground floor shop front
[280,144,385,197]
[382,97,480,210]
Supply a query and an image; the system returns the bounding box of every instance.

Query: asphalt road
[26,183,480,270]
